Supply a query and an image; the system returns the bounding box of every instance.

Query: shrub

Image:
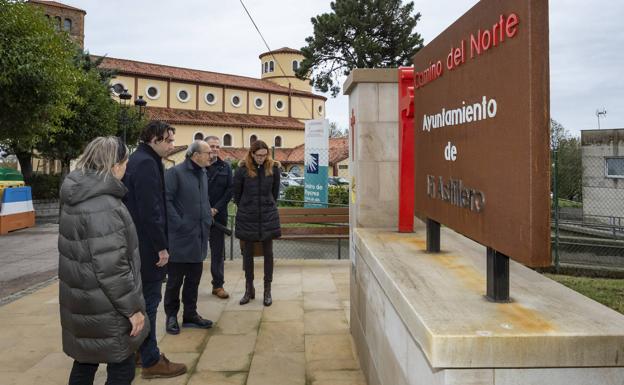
[280,185,348,207]
[328,186,348,205]
[28,173,61,200]
[282,185,304,207]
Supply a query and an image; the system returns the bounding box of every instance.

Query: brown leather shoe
[212,287,230,299]
[141,353,187,379]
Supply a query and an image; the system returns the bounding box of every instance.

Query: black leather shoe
[182,314,213,329]
[166,315,180,335]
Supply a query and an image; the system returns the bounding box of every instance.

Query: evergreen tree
[551,119,582,202]
[298,0,423,96]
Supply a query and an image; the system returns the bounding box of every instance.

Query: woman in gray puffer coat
[58,136,148,385]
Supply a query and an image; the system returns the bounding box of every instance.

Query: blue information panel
[304,120,329,208]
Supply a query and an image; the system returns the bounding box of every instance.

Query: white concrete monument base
[344,69,624,385]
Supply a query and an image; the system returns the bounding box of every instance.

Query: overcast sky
[63,0,623,136]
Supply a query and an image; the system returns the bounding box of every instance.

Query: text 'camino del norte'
[427,175,485,213]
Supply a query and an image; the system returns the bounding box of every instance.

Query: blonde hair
[75,136,128,177]
[245,140,275,178]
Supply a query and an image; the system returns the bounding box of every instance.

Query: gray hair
[186,140,205,158]
[76,136,128,177]
[204,135,219,142]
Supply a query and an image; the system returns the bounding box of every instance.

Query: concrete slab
[195,334,256,372]
[247,351,306,385]
[304,310,350,335]
[353,226,624,368]
[255,321,305,353]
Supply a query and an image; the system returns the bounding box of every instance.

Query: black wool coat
[233,159,281,241]
[122,143,168,283]
[165,158,212,263]
[58,170,149,364]
[206,157,233,226]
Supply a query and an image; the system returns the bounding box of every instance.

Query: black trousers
[163,262,203,318]
[209,224,225,289]
[68,354,134,385]
[242,239,274,283]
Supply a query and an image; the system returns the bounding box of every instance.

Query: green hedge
[28,173,61,200]
[280,185,348,207]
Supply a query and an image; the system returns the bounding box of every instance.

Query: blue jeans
[139,280,162,368]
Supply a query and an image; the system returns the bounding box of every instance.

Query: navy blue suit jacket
[122,143,168,283]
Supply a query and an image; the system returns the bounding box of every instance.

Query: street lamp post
[596,108,607,129]
[119,88,132,144]
[134,95,147,119]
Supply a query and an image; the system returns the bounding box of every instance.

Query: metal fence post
[553,149,560,273]
[338,238,342,260]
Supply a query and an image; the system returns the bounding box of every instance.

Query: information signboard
[304,119,329,208]
[413,0,550,266]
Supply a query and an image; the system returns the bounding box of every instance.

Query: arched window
[274,136,282,148]
[223,133,232,147]
[269,61,274,72]
[292,60,299,72]
[250,135,258,146]
[193,132,204,141]
[264,62,269,73]
[63,18,72,32]
[54,16,61,31]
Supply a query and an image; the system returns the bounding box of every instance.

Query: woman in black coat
[233,140,281,306]
[58,137,148,385]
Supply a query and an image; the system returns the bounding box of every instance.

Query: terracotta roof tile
[183,137,348,165]
[259,47,303,59]
[97,56,324,100]
[146,107,305,130]
[28,0,86,13]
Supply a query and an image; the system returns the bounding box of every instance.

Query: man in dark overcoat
[204,136,233,299]
[123,121,187,379]
[163,140,214,334]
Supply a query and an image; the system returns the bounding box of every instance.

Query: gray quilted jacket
[58,169,149,363]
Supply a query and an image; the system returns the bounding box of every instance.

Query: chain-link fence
[551,129,624,271]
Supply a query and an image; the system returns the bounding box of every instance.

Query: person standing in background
[205,136,233,299]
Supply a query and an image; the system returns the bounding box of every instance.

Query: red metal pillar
[398,67,415,232]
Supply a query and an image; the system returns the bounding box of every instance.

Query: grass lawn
[545,274,624,314]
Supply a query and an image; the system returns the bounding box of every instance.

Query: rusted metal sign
[412,0,551,267]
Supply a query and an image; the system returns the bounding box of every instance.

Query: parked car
[328,177,349,186]
[290,177,304,186]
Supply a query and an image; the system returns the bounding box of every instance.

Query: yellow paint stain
[434,254,485,291]
[496,302,555,333]
[377,233,427,250]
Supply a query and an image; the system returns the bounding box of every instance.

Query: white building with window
[581,128,624,220]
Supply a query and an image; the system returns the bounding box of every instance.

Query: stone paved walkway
[0,259,366,385]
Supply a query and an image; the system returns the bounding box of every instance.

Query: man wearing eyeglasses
[163,140,214,337]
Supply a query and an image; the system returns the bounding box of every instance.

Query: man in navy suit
[123,121,187,379]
